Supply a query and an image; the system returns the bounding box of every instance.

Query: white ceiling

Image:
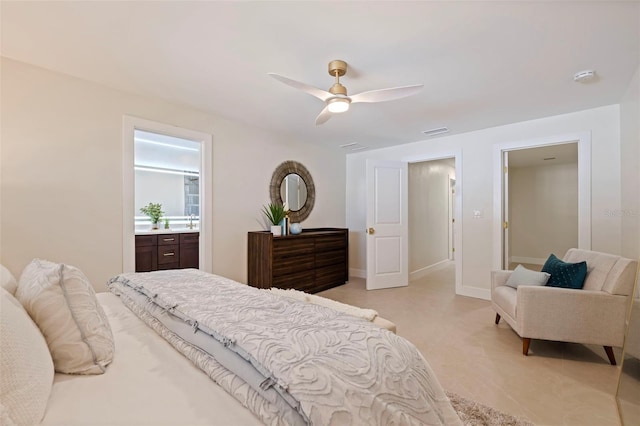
[2,1,638,152]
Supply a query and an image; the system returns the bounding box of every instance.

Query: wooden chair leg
[604,346,616,365]
[495,313,501,324]
[523,338,531,356]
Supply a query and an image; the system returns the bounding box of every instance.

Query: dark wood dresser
[247,228,348,293]
[135,232,199,272]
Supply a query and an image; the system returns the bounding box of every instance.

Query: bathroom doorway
[122,116,212,273]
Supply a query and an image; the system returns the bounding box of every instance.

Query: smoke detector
[574,70,596,83]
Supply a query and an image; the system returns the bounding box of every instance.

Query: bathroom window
[134,130,201,230]
[184,176,199,217]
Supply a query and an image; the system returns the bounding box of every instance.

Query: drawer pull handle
[163,252,175,257]
[163,238,175,242]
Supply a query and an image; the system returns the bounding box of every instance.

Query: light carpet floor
[319,262,622,426]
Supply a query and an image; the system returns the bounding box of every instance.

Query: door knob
[367,227,375,235]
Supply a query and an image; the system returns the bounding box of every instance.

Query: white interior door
[366,159,408,290]
[502,151,510,269]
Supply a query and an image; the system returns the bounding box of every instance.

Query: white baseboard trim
[349,268,366,279]
[410,259,451,281]
[457,286,491,301]
[510,256,546,265]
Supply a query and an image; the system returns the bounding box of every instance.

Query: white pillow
[16,259,115,375]
[0,287,54,425]
[505,264,551,288]
[0,264,18,295]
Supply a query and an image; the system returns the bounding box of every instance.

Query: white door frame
[122,116,213,273]
[492,132,591,270]
[502,151,510,268]
[403,149,464,297]
[448,177,456,261]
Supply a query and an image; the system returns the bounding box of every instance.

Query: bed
[1,260,461,426]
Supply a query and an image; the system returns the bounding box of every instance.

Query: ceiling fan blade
[268,73,333,101]
[349,84,424,104]
[315,105,332,125]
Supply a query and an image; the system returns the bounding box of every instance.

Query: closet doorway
[506,144,578,269]
[493,133,591,270]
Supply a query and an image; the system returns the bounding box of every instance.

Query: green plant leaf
[140,202,164,224]
[262,203,286,225]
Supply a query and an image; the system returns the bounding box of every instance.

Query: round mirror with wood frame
[269,161,315,223]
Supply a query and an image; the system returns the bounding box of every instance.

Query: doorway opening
[134,130,201,231]
[363,151,463,296]
[122,116,212,273]
[493,132,591,270]
[408,158,457,283]
[506,144,578,270]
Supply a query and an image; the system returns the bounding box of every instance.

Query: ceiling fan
[268,60,423,125]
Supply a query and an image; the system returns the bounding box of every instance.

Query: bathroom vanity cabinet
[135,232,199,272]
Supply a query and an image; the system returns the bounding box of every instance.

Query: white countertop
[135,228,199,236]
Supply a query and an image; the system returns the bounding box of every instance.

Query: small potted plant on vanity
[140,202,164,230]
[262,203,286,236]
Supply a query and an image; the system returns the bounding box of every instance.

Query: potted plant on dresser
[262,203,286,236]
[140,202,164,230]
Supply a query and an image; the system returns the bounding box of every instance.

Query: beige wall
[347,104,623,298]
[620,64,640,260]
[509,163,578,262]
[408,159,455,273]
[0,58,346,291]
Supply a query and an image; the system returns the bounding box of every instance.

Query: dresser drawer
[315,263,347,288]
[158,234,179,246]
[272,270,315,290]
[272,254,315,277]
[273,239,315,259]
[315,249,346,268]
[314,235,346,252]
[158,244,180,264]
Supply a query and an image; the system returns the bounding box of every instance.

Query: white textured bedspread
[109,270,461,426]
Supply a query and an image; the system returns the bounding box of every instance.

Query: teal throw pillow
[541,254,587,289]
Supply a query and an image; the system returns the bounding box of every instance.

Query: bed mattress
[41,292,262,426]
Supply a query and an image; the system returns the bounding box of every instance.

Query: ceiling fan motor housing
[328,60,347,77]
[328,60,348,95]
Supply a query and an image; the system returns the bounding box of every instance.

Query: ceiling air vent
[422,127,449,137]
[340,142,367,151]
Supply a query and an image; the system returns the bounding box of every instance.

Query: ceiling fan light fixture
[327,97,350,113]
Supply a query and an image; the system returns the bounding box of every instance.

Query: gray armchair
[491,249,638,365]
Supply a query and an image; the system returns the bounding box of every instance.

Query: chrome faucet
[188,214,195,229]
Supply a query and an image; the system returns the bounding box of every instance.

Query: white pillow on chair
[505,264,551,288]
